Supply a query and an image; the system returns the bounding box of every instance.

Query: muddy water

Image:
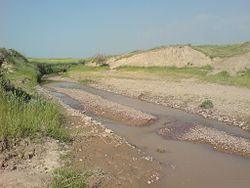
[45,82,250,188]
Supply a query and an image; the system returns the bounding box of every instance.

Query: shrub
[92,54,108,66]
[79,59,86,65]
[200,99,214,109]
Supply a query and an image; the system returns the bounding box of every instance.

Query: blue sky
[0,0,250,58]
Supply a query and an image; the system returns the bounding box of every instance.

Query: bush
[92,54,108,66]
[78,59,86,65]
[200,99,214,109]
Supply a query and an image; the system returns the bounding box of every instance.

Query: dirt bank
[0,138,65,188]
[213,52,250,74]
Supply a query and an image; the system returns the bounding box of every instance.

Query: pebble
[145,156,153,161]
[105,128,113,134]
[85,117,92,122]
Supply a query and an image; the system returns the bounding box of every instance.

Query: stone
[105,128,113,134]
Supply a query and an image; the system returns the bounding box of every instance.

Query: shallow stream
[44,81,250,188]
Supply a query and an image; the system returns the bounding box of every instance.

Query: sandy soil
[89,77,250,131]
[105,45,250,74]
[107,46,212,68]
[0,138,65,188]
[213,52,250,74]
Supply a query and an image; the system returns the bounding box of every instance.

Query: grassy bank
[205,69,250,88]
[67,64,109,72]
[115,65,212,78]
[0,48,70,144]
[0,77,69,144]
[64,64,109,79]
[1,49,40,92]
[28,57,82,64]
[64,64,250,88]
[192,41,250,58]
[115,65,250,88]
[36,62,79,78]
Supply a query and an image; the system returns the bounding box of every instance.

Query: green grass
[0,81,69,142]
[67,64,110,73]
[5,62,40,92]
[200,99,214,109]
[28,57,83,64]
[192,41,250,58]
[80,79,97,85]
[116,65,212,78]
[51,168,88,188]
[115,65,250,88]
[0,48,70,143]
[1,48,40,92]
[205,69,250,88]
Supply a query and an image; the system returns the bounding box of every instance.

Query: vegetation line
[115,65,250,88]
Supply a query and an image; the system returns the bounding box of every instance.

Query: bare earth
[89,77,250,131]
[106,45,250,73]
[107,46,212,68]
[0,138,65,188]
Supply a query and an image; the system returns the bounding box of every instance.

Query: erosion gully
[44,81,250,188]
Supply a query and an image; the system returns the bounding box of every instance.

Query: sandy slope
[106,45,250,74]
[107,46,212,68]
[213,52,250,74]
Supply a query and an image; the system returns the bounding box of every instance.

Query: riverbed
[44,81,250,188]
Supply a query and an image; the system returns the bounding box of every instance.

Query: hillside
[107,45,213,68]
[105,42,250,74]
[0,48,39,91]
[192,42,250,58]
